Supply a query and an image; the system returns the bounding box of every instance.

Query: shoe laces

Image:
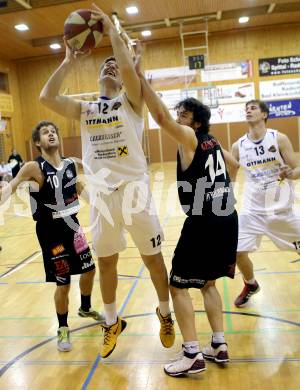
[58,328,69,342]
[102,324,115,345]
[161,314,174,335]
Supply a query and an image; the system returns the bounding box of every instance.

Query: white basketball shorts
[237,209,300,252]
[90,183,164,257]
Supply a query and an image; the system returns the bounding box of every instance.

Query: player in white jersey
[39,5,174,358]
[231,99,300,307]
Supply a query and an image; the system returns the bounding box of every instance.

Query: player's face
[38,125,59,151]
[99,59,122,88]
[245,103,267,123]
[176,107,196,128]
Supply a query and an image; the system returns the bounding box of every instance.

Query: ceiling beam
[267,3,276,14]
[13,0,32,9]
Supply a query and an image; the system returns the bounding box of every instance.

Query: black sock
[57,312,68,328]
[80,294,91,312]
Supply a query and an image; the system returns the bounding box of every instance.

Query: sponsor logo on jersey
[66,169,74,179]
[246,156,276,167]
[111,101,122,111]
[200,138,219,151]
[85,116,119,126]
[268,145,276,152]
[52,244,65,256]
[90,131,122,142]
[117,145,129,157]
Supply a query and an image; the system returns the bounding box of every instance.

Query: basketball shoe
[100,317,127,358]
[164,350,206,376]
[78,307,105,323]
[202,339,229,363]
[234,280,260,307]
[156,307,175,348]
[57,326,72,352]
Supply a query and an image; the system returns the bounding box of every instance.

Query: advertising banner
[260,78,300,100]
[259,55,300,76]
[267,99,300,118]
[201,61,252,82]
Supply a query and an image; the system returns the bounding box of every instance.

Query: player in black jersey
[0,120,104,352]
[135,51,239,376]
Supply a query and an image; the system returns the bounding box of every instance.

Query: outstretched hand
[63,37,91,61]
[91,3,115,35]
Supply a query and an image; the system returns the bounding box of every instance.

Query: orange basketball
[64,9,103,52]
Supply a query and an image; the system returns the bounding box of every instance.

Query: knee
[56,284,70,297]
[237,251,248,264]
[170,285,184,299]
[201,280,215,295]
[142,252,163,269]
[98,257,117,273]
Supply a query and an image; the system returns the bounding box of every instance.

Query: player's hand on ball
[91,3,115,35]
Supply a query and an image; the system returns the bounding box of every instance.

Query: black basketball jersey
[177,132,235,216]
[30,156,80,221]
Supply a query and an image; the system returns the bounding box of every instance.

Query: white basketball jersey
[80,94,148,188]
[238,129,294,214]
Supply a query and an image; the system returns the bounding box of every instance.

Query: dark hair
[246,99,269,122]
[175,97,211,133]
[32,120,59,152]
[100,56,116,72]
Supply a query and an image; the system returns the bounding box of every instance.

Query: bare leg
[54,284,70,314]
[98,254,119,304]
[141,252,169,302]
[237,251,254,281]
[201,280,223,332]
[79,268,96,295]
[170,285,197,341]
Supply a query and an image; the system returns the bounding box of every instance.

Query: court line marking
[0,252,40,279]
[81,264,145,390]
[223,277,233,332]
[1,310,300,377]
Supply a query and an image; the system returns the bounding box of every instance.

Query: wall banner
[259,55,300,76]
[260,78,300,100]
[210,103,246,124]
[210,83,255,105]
[201,61,252,82]
[267,99,300,118]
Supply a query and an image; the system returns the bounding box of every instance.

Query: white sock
[159,301,170,317]
[104,302,117,325]
[245,277,256,285]
[212,332,225,344]
[183,341,200,354]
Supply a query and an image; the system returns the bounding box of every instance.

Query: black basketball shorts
[170,210,238,289]
[36,215,95,286]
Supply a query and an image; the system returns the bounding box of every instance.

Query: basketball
[64,9,103,52]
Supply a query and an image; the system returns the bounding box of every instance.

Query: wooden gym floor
[0,162,299,389]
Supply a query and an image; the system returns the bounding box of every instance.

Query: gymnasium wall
[10,23,300,161]
[0,59,24,159]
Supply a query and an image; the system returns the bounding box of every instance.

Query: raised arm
[39,45,82,120]
[92,4,142,116]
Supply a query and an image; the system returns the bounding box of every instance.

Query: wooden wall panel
[0,59,24,159]
[210,123,228,149]
[11,23,300,161]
